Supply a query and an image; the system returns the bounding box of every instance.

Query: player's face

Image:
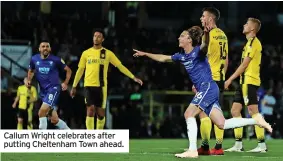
[200,11,210,27]
[39,42,51,56]
[243,20,254,34]
[24,78,31,88]
[178,31,191,48]
[93,32,104,45]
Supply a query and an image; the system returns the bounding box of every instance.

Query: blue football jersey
[171,46,213,90]
[29,54,66,93]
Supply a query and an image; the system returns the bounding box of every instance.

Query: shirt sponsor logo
[87,59,105,64]
[184,60,193,69]
[39,67,50,74]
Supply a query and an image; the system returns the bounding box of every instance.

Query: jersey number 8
[48,94,53,101]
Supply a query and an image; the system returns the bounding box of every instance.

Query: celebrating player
[12,77,37,130]
[27,40,71,130]
[195,7,228,155]
[224,18,267,152]
[133,26,272,158]
[70,29,142,130]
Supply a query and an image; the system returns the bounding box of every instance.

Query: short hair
[248,17,261,33]
[187,26,203,47]
[40,40,50,43]
[202,7,220,21]
[39,40,50,46]
[93,28,105,38]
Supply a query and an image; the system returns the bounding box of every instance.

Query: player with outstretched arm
[133,26,272,158]
[70,29,143,130]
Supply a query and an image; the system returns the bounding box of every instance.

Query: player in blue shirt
[27,40,72,130]
[133,26,272,158]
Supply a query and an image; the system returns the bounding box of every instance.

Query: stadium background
[1,1,283,140]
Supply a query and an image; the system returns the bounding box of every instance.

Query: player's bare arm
[63,66,72,85]
[27,69,34,86]
[200,32,209,53]
[61,66,72,91]
[133,49,173,63]
[224,55,229,74]
[28,87,37,103]
[200,25,213,53]
[225,57,252,89]
[12,96,19,108]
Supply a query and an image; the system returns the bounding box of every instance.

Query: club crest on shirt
[49,61,53,66]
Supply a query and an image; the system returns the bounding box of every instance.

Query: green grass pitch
[2,139,283,161]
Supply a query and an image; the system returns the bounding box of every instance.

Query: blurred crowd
[1,2,283,139]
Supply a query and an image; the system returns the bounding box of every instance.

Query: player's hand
[203,22,213,32]
[192,85,197,94]
[133,77,143,86]
[12,103,16,108]
[61,83,68,91]
[224,79,232,90]
[70,88,76,98]
[133,49,147,57]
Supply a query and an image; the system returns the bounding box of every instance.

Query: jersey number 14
[219,42,227,60]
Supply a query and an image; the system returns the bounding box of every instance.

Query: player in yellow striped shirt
[12,77,37,130]
[225,18,268,153]
[71,29,143,130]
[197,7,228,155]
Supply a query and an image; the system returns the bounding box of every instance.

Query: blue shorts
[40,86,60,109]
[191,81,221,116]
